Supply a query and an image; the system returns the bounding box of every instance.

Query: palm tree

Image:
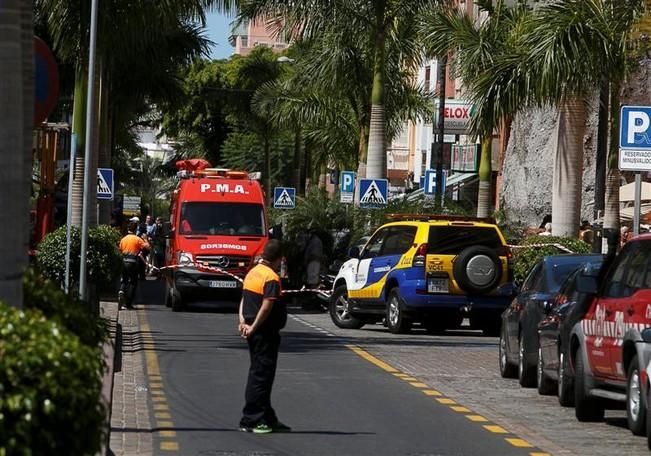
[422,0,533,218]
[37,0,238,227]
[523,0,643,237]
[0,0,29,308]
[239,0,437,179]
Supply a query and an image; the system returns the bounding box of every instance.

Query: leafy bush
[23,268,107,348]
[512,235,591,284]
[36,225,122,290]
[0,304,106,455]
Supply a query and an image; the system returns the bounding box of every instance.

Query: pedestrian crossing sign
[359,179,388,209]
[97,168,114,200]
[273,187,296,209]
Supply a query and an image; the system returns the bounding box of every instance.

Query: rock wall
[501,60,651,228]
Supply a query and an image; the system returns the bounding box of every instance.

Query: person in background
[621,226,632,247]
[540,222,552,236]
[579,220,593,244]
[118,221,150,310]
[304,229,323,288]
[238,240,290,434]
[153,216,166,268]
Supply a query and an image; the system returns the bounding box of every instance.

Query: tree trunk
[494,116,512,210]
[293,126,302,194]
[263,136,271,205]
[603,81,621,252]
[0,0,26,307]
[71,70,87,227]
[365,28,386,180]
[551,97,586,237]
[476,137,492,218]
[97,66,112,224]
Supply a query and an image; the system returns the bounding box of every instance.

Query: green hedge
[36,225,122,290]
[23,268,107,348]
[0,304,106,455]
[512,235,591,284]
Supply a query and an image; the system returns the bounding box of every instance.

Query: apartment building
[229,18,289,56]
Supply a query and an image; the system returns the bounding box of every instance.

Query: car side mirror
[575,275,598,294]
[642,328,651,343]
[348,246,360,259]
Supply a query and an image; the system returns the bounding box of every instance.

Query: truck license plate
[209,280,238,288]
[428,278,449,293]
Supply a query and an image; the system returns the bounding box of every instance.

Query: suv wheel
[574,347,604,422]
[499,325,517,378]
[453,246,502,294]
[518,332,536,388]
[165,282,173,308]
[386,288,411,334]
[537,346,555,395]
[558,351,574,407]
[627,355,646,435]
[329,285,364,329]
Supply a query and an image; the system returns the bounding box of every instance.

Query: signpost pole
[79,0,99,301]
[64,134,77,294]
[634,172,642,236]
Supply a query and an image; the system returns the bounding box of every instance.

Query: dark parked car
[537,260,604,403]
[499,254,604,387]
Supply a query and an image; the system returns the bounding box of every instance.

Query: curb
[99,301,120,456]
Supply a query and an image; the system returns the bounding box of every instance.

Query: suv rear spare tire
[453,246,502,294]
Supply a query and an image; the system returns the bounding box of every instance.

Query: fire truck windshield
[179,202,265,236]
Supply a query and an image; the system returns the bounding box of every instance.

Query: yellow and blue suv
[329,214,514,335]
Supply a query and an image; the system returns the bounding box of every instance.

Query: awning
[446,172,478,187]
[619,181,651,202]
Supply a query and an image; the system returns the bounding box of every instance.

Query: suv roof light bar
[385,213,496,224]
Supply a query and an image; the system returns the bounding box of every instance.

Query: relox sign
[435,100,473,134]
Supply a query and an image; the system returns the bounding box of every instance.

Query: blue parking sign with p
[424,169,446,196]
[341,171,355,193]
[620,106,651,149]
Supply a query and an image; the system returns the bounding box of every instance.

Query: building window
[424,66,431,94]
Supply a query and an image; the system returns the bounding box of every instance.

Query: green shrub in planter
[23,268,107,348]
[36,225,122,290]
[0,304,106,455]
[512,235,591,284]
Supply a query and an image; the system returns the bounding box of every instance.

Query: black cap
[262,239,282,262]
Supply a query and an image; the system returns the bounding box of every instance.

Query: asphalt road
[138,293,537,456]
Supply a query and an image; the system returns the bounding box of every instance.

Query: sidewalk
[108,304,154,456]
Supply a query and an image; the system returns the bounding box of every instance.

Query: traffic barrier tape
[506,243,574,253]
[150,263,332,297]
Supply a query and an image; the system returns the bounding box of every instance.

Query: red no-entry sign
[34,36,59,125]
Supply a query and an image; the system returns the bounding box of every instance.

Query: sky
[204,12,235,60]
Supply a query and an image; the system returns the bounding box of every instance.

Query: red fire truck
[165,159,269,311]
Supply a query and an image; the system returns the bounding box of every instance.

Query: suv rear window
[427,226,503,254]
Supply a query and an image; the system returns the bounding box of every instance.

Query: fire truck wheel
[171,289,185,312]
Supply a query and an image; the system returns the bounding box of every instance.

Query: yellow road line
[139,310,179,452]
[505,438,533,448]
[483,425,508,434]
[160,441,179,451]
[422,389,442,396]
[346,345,399,373]
[450,406,471,413]
[345,342,546,454]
